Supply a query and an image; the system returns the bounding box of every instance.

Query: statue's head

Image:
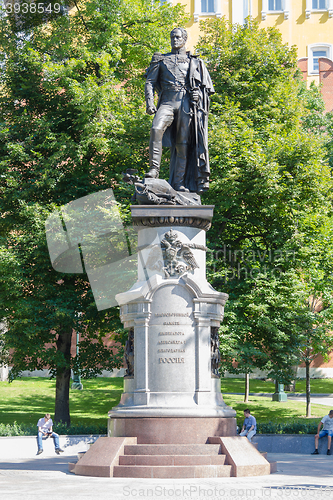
[170,28,187,50]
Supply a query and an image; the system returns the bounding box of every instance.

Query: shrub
[0,421,107,436]
[0,419,319,436]
[257,420,318,434]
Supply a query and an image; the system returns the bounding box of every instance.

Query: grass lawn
[223,395,329,429]
[0,377,123,427]
[0,377,332,429]
[221,378,333,394]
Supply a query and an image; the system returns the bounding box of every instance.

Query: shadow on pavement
[268,453,333,478]
[0,456,77,474]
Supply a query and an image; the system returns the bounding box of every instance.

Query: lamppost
[72,313,83,390]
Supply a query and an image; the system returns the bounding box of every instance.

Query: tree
[0,0,188,424]
[290,213,333,417]
[219,271,301,401]
[197,18,333,389]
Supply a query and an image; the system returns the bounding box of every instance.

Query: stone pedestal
[70,205,274,478]
[108,205,236,442]
[109,416,236,444]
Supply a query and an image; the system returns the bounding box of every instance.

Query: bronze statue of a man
[145,28,214,194]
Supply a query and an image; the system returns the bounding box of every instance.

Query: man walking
[312,409,333,455]
[37,413,64,455]
[145,27,214,194]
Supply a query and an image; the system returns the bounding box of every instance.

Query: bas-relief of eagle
[177,243,200,271]
[144,229,208,278]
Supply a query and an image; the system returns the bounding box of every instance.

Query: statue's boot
[173,144,189,192]
[146,127,162,178]
[145,168,159,179]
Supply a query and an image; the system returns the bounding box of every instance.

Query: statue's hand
[190,89,200,103]
[146,105,157,115]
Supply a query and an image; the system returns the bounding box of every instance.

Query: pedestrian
[36,413,64,455]
[311,409,333,455]
[239,409,257,442]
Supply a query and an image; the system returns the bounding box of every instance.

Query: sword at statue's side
[191,87,200,179]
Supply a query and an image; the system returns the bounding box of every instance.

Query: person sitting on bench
[239,409,257,442]
[312,410,333,455]
[36,413,64,455]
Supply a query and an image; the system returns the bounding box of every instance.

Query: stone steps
[113,464,232,478]
[113,442,231,478]
[123,443,221,455]
[119,453,227,465]
[69,436,277,478]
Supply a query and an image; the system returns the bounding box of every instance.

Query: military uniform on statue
[145,27,214,194]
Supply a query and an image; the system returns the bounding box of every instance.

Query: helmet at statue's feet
[145,168,159,178]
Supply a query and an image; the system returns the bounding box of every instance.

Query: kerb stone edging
[255,434,328,455]
[0,434,104,459]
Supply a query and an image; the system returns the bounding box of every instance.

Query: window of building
[308,44,333,74]
[262,0,289,20]
[201,0,215,13]
[268,0,282,10]
[312,0,326,9]
[194,0,221,21]
[306,0,333,17]
[313,50,327,72]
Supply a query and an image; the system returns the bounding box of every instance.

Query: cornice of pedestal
[131,205,215,231]
[108,406,237,419]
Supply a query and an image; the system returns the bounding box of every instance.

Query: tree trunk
[306,359,311,418]
[244,373,249,403]
[54,328,72,426]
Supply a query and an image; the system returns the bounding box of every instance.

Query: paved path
[1,453,333,500]
[287,394,333,407]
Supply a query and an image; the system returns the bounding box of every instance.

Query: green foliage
[218,272,302,383]
[0,421,107,436]
[198,18,299,130]
[257,420,318,435]
[0,422,33,436]
[53,420,107,435]
[0,419,319,436]
[0,0,188,422]
[198,18,331,248]
[196,18,333,383]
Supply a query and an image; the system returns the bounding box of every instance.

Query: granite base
[108,416,237,444]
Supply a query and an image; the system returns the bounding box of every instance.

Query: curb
[0,434,105,459]
[255,434,330,455]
